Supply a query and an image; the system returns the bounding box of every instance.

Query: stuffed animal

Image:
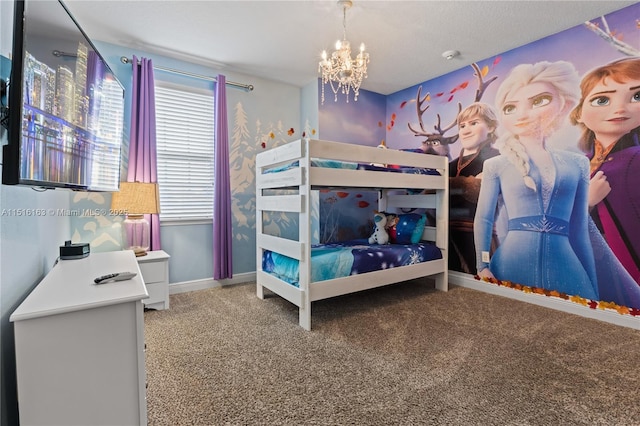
[385,214,399,242]
[368,211,389,245]
[371,140,388,168]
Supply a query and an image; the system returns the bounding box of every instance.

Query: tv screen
[3,0,125,191]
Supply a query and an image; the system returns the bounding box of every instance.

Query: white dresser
[10,250,148,426]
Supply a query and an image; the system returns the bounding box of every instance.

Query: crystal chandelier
[318,0,369,104]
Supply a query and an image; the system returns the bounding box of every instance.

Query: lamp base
[133,247,148,257]
[122,214,151,256]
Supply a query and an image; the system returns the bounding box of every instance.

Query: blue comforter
[265,158,440,176]
[262,239,442,287]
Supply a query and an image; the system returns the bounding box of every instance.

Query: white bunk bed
[256,138,449,330]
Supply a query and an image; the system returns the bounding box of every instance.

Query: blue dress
[474,150,598,300]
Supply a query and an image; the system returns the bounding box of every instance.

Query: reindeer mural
[407,63,498,160]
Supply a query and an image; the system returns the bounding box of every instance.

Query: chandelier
[318,0,369,104]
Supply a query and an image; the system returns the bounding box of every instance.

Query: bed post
[299,138,312,330]
[299,295,311,331]
[256,159,265,300]
[435,160,449,292]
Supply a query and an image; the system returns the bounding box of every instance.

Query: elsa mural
[474,61,598,300]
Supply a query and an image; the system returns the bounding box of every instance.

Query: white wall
[0,3,74,423]
[0,154,73,426]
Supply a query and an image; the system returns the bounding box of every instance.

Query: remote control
[94,272,137,284]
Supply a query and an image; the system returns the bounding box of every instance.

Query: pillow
[384,213,426,244]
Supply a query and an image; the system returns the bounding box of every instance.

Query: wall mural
[229,101,315,244]
[383,3,640,313]
[317,86,388,243]
[318,189,378,243]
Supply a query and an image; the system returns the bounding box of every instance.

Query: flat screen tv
[3,0,125,191]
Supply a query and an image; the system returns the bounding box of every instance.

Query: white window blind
[155,82,215,221]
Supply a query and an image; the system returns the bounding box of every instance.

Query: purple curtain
[128,55,161,250]
[213,74,233,279]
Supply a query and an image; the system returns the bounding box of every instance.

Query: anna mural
[570,57,640,285]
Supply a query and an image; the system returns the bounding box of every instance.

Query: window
[155,81,214,222]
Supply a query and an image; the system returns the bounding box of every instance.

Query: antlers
[407,85,431,137]
[407,62,498,158]
[407,86,461,156]
[472,62,498,102]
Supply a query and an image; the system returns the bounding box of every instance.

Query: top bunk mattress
[265,158,441,176]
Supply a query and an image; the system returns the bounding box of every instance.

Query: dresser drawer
[139,262,166,284]
[145,281,167,304]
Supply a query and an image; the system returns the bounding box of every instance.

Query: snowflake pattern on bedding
[263,240,442,286]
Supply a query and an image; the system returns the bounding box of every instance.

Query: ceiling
[61,0,637,95]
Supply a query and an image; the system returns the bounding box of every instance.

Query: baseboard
[168,270,639,330]
[169,272,256,295]
[449,271,640,330]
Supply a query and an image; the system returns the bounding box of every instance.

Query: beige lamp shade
[111,182,160,256]
[111,182,160,215]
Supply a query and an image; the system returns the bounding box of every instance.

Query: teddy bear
[368,211,389,245]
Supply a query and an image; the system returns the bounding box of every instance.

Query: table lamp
[111,182,160,257]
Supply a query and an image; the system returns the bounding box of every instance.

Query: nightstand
[137,250,170,310]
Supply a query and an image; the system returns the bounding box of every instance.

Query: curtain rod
[120,56,254,92]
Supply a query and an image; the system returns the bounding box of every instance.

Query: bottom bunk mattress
[262,240,443,287]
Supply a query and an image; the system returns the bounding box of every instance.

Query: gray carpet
[144,280,640,425]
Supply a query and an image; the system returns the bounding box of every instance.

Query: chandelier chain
[342,4,347,41]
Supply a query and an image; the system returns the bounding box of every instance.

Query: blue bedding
[265,158,440,176]
[262,239,442,287]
